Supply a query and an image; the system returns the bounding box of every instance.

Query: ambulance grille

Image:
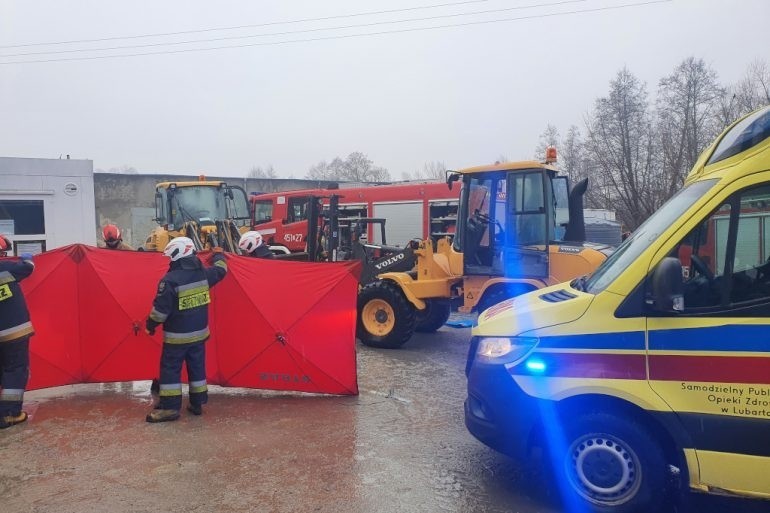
[539,289,577,303]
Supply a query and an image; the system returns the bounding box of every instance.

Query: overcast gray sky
[1,0,768,178]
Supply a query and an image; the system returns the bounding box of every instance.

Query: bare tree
[247,165,277,179]
[734,59,770,114]
[306,161,328,180]
[530,59,768,231]
[344,152,390,182]
[715,88,742,131]
[558,125,603,208]
[584,67,662,230]
[717,59,770,129]
[560,125,583,180]
[401,161,446,180]
[306,160,339,181]
[305,152,390,182]
[328,157,347,179]
[657,57,723,196]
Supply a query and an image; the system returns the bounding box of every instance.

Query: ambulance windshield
[583,179,718,294]
[707,105,770,165]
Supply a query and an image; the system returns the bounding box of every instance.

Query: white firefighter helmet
[163,237,195,261]
[239,231,264,253]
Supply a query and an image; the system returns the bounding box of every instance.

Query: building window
[0,200,45,235]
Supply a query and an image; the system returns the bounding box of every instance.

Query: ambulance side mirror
[650,257,684,313]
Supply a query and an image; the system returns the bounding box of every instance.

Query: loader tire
[357,280,416,349]
[414,300,451,333]
[476,284,534,315]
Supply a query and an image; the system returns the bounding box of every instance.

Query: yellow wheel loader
[357,153,613,349]
[141,177,252,253]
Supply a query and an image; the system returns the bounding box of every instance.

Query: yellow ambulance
[465,105,770,512]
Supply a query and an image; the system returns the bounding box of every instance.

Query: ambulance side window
[675,202,730,309]
[727,185,770,305]
[673,184,770,313]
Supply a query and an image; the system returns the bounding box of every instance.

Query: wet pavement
[1,325,767,513]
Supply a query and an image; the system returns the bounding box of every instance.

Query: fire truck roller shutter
[372,201,423,247]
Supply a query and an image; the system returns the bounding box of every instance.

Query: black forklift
[295,194,418,285]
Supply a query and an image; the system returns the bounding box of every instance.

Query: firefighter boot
[187,403,202,416]
[150,378,160,394]
[145,409,180,423]
[0,411,28,429]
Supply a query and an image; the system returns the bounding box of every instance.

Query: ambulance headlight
[476,336,538,362]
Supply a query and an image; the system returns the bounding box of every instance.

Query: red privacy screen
[16,245,359,395]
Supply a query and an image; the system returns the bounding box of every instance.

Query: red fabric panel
[208,254,359,394]
[22,246,83,388]
[18,245,359,395]
[78,247,167,382]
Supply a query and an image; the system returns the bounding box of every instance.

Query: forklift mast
[303,194,418,284]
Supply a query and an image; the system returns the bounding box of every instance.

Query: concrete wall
[93,173,335,247]
[0,156,96,253]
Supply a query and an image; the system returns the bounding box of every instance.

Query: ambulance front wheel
[357,281,416,349]
[556,412,667,513]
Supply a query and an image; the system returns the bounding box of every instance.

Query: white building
[0,156,96,254]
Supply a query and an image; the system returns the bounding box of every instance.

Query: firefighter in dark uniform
[238,230,274,258]
[144,237,227,423]
[0,236,35,429]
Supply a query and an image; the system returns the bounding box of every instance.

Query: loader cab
[453,164,570,278]
[154,182,250,230]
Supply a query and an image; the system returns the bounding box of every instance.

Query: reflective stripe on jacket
[0,260,34,343]
[148,253,227,344]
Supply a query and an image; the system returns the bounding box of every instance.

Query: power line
[0,0,495,49]
[0,0,587,58]
[0,1,673,65]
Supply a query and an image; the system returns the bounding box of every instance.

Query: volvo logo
[375,253,405,270]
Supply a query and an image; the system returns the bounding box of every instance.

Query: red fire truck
[250,182,459,254]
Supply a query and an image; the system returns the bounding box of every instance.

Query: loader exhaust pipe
[563,177,587,243]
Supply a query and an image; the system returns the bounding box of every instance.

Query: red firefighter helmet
[0,235,10,256]
[102,224,122,247]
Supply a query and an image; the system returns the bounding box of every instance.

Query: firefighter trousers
[157,341,208,411]
[0,338,30,417]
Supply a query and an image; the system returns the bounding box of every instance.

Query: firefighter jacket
[248,245,274,259]
[0,258,35,343]
[147,253,227,344]
[98,241,134,251]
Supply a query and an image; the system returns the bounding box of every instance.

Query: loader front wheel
[414,300,451,333]
[358,281,416,349]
